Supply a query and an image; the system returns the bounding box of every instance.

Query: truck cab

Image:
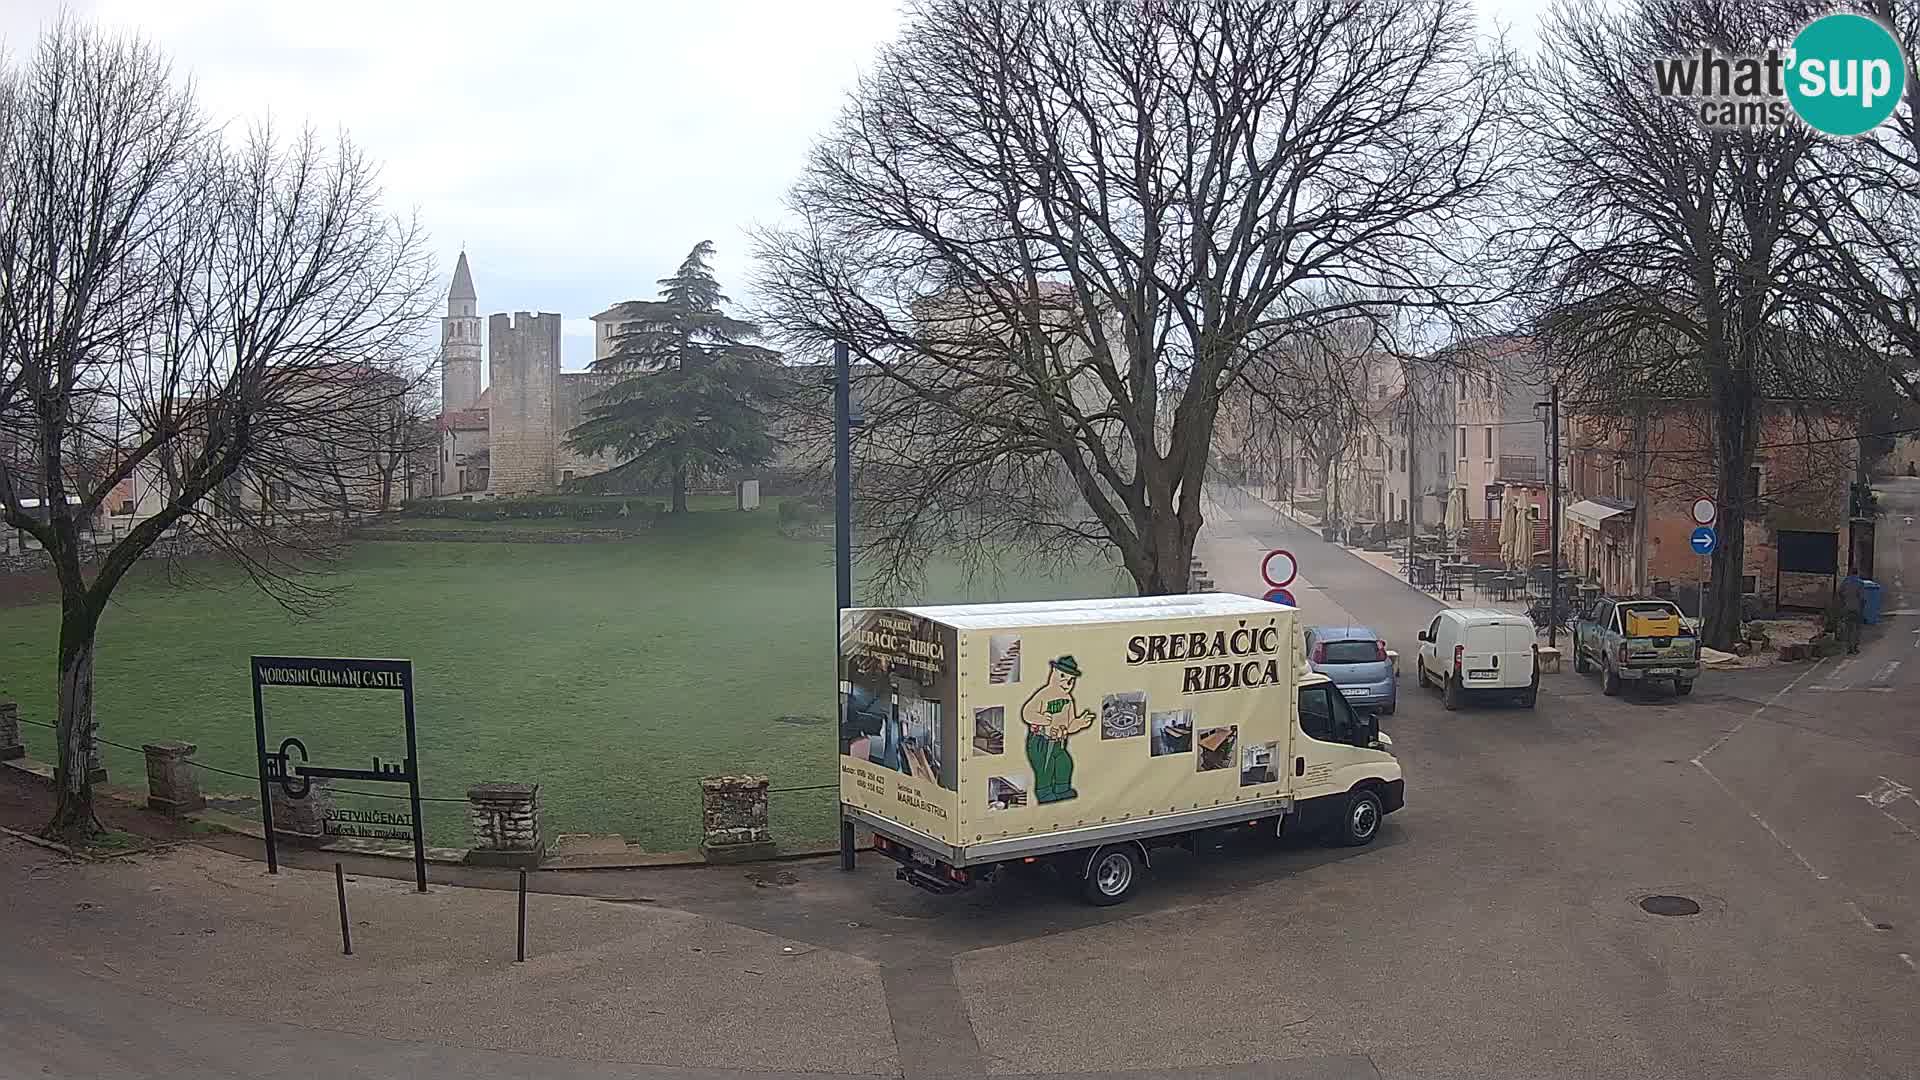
[1572,596,1699,696]
[1288,673,1405,843]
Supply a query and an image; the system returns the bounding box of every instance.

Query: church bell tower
[441,251,483,411]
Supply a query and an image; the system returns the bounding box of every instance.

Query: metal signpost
[251,655,427,892]
[1691,498,1718,603]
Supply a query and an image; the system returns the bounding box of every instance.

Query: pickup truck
[1572,596,1700,697]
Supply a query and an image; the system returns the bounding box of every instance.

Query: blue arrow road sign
[1264,587,1297,606]
[1690,526,1717,555]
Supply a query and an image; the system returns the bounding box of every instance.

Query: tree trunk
[670,464,688,514]
[46,600,103,843]
[1704,397,1755,651]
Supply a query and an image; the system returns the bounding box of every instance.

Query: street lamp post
[833,341,856,872]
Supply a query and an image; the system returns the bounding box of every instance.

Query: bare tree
[1522,0,1864,648]
[0,21,436,841]
[755,0,1519,596]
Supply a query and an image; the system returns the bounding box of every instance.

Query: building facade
[1563,402,1859,610]
[1453,338,1550,522]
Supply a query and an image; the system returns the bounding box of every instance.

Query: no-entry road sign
[1691,497,1717,526]
[1262,548,1298,589]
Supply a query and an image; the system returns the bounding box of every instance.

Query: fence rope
[14,715,841,803]
[9,714,467,803]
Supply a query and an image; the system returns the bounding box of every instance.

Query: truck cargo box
[838,594,1396,868]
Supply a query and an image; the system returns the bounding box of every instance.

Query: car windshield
[1321,640,1380,664]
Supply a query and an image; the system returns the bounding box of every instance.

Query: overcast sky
[3,0,1549,372]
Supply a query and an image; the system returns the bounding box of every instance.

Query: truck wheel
[1602,664,1620,697]
[1519,687,1537,708]
[1334,789,1384,847]
[1415,658,1429,689]
[1081,845,1141,906]
[1675,680,1694,696]
[1443,674,1461,711]
[1573,647,1591,674]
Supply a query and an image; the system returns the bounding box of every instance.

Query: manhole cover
[1639,894,1702,917]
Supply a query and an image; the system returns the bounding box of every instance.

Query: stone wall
[488,311,561,495]
[553,371,619,485]
[352,526,649,543]
[700,774,774,862]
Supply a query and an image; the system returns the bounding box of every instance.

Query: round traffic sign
[1261,548,1298,588]
[1691,497,1716,525]
[1690,525,1717,555]
[1263,587,1297,607]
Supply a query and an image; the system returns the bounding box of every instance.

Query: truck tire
[1675,680,1694,696]
[1573,646,1591,674]
[1081,845,1141,906]
[1334,788,1384,847]
[1602,663,1621,697]
[1415,657,1429,689]
[1443,674,1461,711]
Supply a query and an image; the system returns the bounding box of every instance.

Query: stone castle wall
[554,372,618,484]
[488,312,561,495]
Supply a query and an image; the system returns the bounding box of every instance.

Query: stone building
[1563,401,1859,611]
[428,254,617,497]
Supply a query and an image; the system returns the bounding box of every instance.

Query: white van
[1412,608,1538,710]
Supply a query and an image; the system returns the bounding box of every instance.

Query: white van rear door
[1460,624,1504,685]
[1500,622,1538,687]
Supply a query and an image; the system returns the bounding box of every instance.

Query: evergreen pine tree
[569,242,781,512]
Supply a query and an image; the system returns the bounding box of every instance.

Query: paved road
[5,486,1918,1079]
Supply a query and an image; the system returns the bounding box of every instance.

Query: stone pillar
[700,774,774,862]
[269,780,332,846]
[142,741,204,815]
[0,700,23,761]
[465,782,543,867]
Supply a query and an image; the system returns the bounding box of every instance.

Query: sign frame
[251,655,426,892]
[1261,548,1298,589]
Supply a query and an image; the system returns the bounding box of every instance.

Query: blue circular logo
[1787,14,1906,136]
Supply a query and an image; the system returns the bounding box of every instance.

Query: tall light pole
[1536,382,1563,647]
[834,340,855,871]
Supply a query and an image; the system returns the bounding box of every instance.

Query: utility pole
[1406,380,1418,574]
[834,340,855,872]
[1547,381,1562,648]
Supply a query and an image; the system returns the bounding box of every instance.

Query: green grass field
[0,499,1131,851]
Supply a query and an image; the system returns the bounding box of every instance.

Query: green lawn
[0,502,1131,851]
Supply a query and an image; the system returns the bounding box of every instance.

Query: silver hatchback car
[1304,624,1397,715]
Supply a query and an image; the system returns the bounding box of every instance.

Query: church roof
[449,252,476,301]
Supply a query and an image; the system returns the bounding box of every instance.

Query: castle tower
[488,311,562,494]
[440,252,483,412]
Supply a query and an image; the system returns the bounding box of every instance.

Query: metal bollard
[334,863,352,956]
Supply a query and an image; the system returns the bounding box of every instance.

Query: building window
[1748,465,1763,501]
[1458,427,1467,458]
[1483,427,1494,458]
[1457,373,1467,399]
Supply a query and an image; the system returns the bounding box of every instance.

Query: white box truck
[838,594,1403,905]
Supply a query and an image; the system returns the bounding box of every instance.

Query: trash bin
[1861,579,1883,625]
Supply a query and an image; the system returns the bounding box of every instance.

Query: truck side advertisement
[839,606,1299,847]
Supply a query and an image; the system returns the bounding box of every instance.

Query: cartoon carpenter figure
[1020,655,1096,803]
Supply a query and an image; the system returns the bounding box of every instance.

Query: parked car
[1572,596,1699,697]
[1413,608,1539,710]
[1304,624,1397,715]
